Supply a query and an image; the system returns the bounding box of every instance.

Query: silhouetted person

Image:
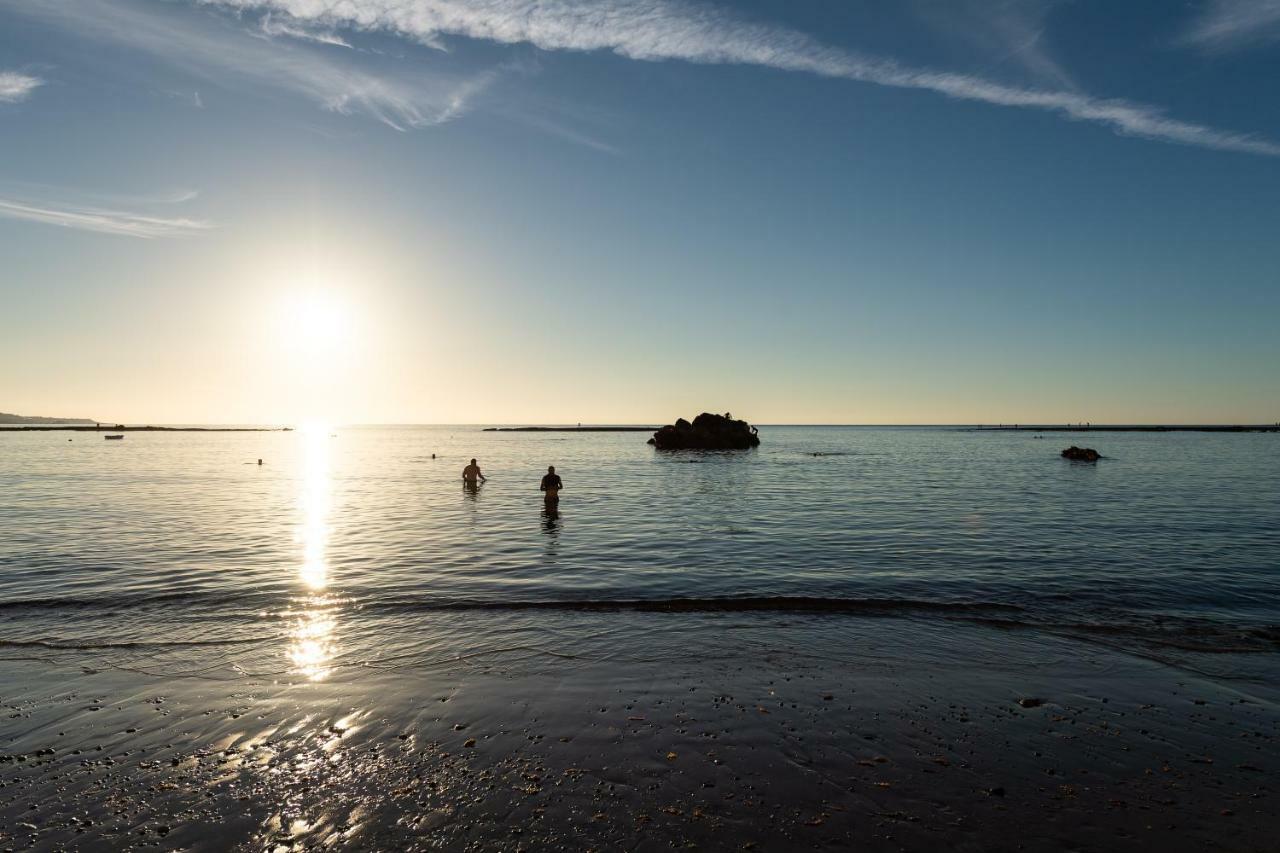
[540,465,562,502]
[463,458,486,484]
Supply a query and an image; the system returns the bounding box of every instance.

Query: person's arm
[539,477,546,491]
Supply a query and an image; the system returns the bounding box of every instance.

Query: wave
[365,595,1026,615]
[0,637,265,651]
[3,590,1274,656]
[0,589,275,611]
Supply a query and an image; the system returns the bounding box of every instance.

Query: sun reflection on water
[289,608,337,681]
[298,424,332,591]
[289,423,338,681]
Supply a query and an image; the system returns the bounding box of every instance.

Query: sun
[278,290,354,357]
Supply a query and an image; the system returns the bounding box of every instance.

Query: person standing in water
[462,458,486,484]
[540,465,563,502]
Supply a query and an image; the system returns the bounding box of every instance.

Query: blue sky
[1,0,1278,424]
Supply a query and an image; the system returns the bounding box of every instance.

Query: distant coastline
[479,423,1280,433]
[0,412,95,425]
[971,425,1279,433]
[0,425,292,433]
[483,426,659,432]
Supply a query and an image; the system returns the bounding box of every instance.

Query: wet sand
[2,616,1276,852]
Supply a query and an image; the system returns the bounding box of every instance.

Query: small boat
[104,434,124,440]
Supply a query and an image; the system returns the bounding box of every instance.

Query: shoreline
[2,614,1275,851]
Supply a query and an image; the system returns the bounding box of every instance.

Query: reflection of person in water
[541,503,561,534]
[539,465,562,502]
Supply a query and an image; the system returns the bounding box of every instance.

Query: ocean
[2,425,1277,679]
[4,424,1280,851]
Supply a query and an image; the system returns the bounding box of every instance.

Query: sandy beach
[3,613,1276,852]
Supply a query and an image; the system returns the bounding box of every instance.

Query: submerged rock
[648,413,760,450]
[1061,446,1100,462]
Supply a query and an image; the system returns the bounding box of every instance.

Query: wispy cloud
[0,71,44,103]
[0,196,212,238]
[508,108,621,154]
[907,0,1076,91]
[258,12,353,49]
[13,0,498,131]
[199,0,1280,156]
[1181,0,1280,51]
[159,88,205,108]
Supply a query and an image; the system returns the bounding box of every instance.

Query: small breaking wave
[366,595,1024,615]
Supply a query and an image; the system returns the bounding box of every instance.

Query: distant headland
[0,423,291,433]
[0,412,95,425]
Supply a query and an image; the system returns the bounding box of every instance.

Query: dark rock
[648,412,760,450]
[1061,446,1100,462]
[1017,697,1044,708]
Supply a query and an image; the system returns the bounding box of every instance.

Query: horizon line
[4,421,1279,429]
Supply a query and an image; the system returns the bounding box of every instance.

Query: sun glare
[278,290,354,358]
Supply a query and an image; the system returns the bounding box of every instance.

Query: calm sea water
[2,426,1278,681]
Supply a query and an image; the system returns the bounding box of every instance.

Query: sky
[1,0,1279,425]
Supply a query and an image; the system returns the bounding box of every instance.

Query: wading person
[540,465,562,502]
[462,458,486,484]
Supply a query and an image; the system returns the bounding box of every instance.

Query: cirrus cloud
[1181,0,1280,51]
[198,0,1280,157]
[12,0,499,132]
[0,195,212,239]
[0,71,44,103]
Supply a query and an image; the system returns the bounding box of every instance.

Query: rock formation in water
[1061,446,1101,461]
[649,413,760,450]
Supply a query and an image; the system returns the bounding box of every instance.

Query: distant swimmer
[462,458,486,484]
[540,465,563,502]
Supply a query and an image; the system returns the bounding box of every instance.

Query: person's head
[470,458,477,465]
[548,465,555,473]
